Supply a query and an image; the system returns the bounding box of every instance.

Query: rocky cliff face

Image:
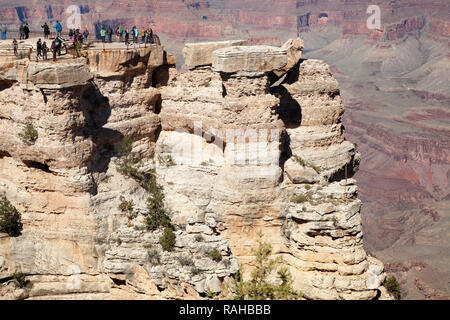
[0,39,390,300]
[1,0,448,301]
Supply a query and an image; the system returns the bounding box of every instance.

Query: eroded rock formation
[0,39,390,300]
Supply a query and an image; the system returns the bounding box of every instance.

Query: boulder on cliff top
[183,40,248,69]
[274,38,305,77]
[212,45,288,74]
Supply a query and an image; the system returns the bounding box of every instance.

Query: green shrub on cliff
[118,196,134,213]
[18,124,38,144]
[145,168,172,231]
[146,193,171,231]
[116,155,145,188]
[118,196,137,220]
[116,136,147,187]
[116,136,173,233]
[208,248,222,262]
[292,154,307,166]
[0,195,23,237]
[290,194,308,203]
[12,272,32,288]
[383,276,401,300]
[231,239,302,300]
[292,154,322,174]
[117,135,133,157]
[159,227,176,252]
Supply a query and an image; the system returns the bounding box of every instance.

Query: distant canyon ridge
[0,0,449,299]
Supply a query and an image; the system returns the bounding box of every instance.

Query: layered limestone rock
[0,39,388,300]
[159,39,386,299]
[159,60,283,272]
[0,44,238,300]
[270,59,378,299]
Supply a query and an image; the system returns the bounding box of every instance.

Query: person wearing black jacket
[23,24,30,39]
[36,38,42,61]
[42,41,48,60]
[131,26,136,42]
[106,26,113,43]
[125,29,130,45]
[51,40,57,61]
[41,22,50,39]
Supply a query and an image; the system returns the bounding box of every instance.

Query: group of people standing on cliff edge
[99,25,154,45]
[0,23,29,40]
[41,20,69,39]
[8,19,157,61]
[37,37,63,62]
[0,20,70,41]
[13,36,62,62]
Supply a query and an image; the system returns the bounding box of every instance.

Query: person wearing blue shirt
[54,21,62,37]
[1,24,7,40]
[134,27,139,44]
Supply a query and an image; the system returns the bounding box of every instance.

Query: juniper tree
[0,195,23,236]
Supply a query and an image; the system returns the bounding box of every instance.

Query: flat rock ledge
[212,45,288,74]
[183,40,248,69]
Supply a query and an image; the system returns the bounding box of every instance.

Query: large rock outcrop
[0,39,389,300]
[1,0,448,300]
